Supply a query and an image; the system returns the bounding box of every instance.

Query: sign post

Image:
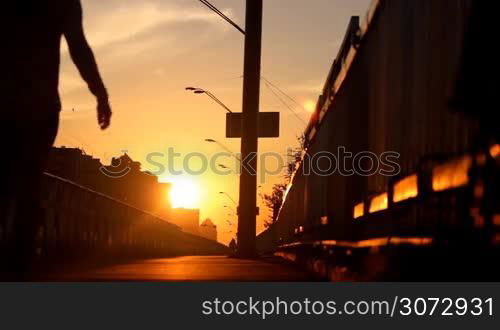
[226,112,280,138]
[237,0,263,257]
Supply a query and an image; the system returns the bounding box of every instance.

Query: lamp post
[237,0,263,257]
[194,0,263,258]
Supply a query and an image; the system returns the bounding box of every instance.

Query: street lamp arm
[186,87,234,114]
[224,205,236,213]
[219,192,238,206]
[215,141,241,162]
[204,91,233,113]
[206,139,241,162]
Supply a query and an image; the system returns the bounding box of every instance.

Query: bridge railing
[259,146,499,256]
[304,16,360,146]
[1,173,227,262]
[256,0,497,255]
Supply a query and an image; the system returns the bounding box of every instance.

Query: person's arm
[64,0,111,129]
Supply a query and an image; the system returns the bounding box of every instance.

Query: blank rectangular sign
[226,112,280,138]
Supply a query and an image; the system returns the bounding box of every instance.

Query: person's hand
[97,99,112,130]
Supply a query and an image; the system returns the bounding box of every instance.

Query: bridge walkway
[38,256,318,281]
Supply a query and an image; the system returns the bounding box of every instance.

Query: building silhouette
[45,147,209,238]
[165,208,200,236]
[46,148,172,217]
[199,219,217,242]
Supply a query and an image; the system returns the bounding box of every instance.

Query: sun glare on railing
[320,216,329,225]
[432,156,472,192]
[369,193,388,214]
[393,174,418,203]
[353,203,364,219]
[490,144,500,159]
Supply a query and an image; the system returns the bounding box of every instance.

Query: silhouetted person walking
[0,0,111,279]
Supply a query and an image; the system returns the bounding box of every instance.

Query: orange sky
[55,0,370,244]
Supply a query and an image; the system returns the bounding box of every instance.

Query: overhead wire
[197,0,245,35]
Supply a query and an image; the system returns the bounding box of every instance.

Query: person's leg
[11,113,59,278]
[0,118,21,278]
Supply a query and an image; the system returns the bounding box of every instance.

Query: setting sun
[169,178,201,209]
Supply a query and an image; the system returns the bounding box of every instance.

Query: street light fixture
[216,163,240,177]
[224,205,236,213]
[195,0,263,257]
[219,191,237,206]
[205,138,241,162]
[185,87,233,113]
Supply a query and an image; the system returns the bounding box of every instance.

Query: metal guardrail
[269,147,498,281]
[258,0,491,256]
[353,147,498,223]
[304,16,361,146]
[303,0,383,148]
[1,173,228,261]
[279,6,383,232]
[258,144,499,254]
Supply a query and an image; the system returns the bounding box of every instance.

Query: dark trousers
[0,112,59,278]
